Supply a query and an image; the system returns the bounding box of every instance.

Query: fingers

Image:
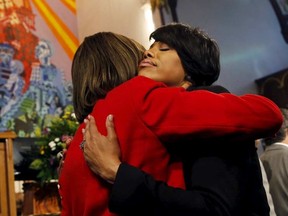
[83,119,90,142]
[87,115,99,138]
[106,115,117,142]
[83,114,117,149]
[83,115,96,141]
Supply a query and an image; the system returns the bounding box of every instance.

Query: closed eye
[160,48,170,51]
[159,42,171,51]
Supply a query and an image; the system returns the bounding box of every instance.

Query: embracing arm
[132,76,283,141]
[83,116,236,216]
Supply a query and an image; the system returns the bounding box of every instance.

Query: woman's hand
[83,115,121,184]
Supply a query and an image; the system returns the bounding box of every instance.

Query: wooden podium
[0,131,17,216]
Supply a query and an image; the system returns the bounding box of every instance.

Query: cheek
[168,59,185,79]
[161,67,185,86]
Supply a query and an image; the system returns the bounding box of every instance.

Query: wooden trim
[0,131,17,216]
[0,131,16,139]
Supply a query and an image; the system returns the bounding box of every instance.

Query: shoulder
[108,76,168,98]
[266,143,288,151]
[123,76,165,88]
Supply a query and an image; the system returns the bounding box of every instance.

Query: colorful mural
[0,0,79,137]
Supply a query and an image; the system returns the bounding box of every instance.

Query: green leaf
[29,159,43,170]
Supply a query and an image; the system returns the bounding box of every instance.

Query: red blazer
[59,76,282,216]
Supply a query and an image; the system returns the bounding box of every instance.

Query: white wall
[76,0,288,95]
[76,0,161,49]
[163,0,288,94]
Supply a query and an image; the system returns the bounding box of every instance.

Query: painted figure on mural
[5,39,71,136]
[0,43,24,116]
[0,0,76,137]
[0,39,72,137]
[30,39,67,118]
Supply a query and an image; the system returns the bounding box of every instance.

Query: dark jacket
[109,85,270,216]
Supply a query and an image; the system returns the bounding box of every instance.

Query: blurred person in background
[261,108,288,216]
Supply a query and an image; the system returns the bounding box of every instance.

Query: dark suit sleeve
[109,163,231,216]
[109,152,269,216]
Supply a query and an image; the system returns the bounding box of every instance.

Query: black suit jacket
[108,86,270,216]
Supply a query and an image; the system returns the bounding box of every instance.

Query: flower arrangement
[29,105,79,184]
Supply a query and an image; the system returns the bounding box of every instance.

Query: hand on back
[83,115,121,183]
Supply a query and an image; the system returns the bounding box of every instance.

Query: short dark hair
[149,23,220,86]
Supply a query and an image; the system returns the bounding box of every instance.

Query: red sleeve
[132,76,283,142]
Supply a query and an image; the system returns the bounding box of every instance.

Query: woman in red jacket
[59,24,282,216]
